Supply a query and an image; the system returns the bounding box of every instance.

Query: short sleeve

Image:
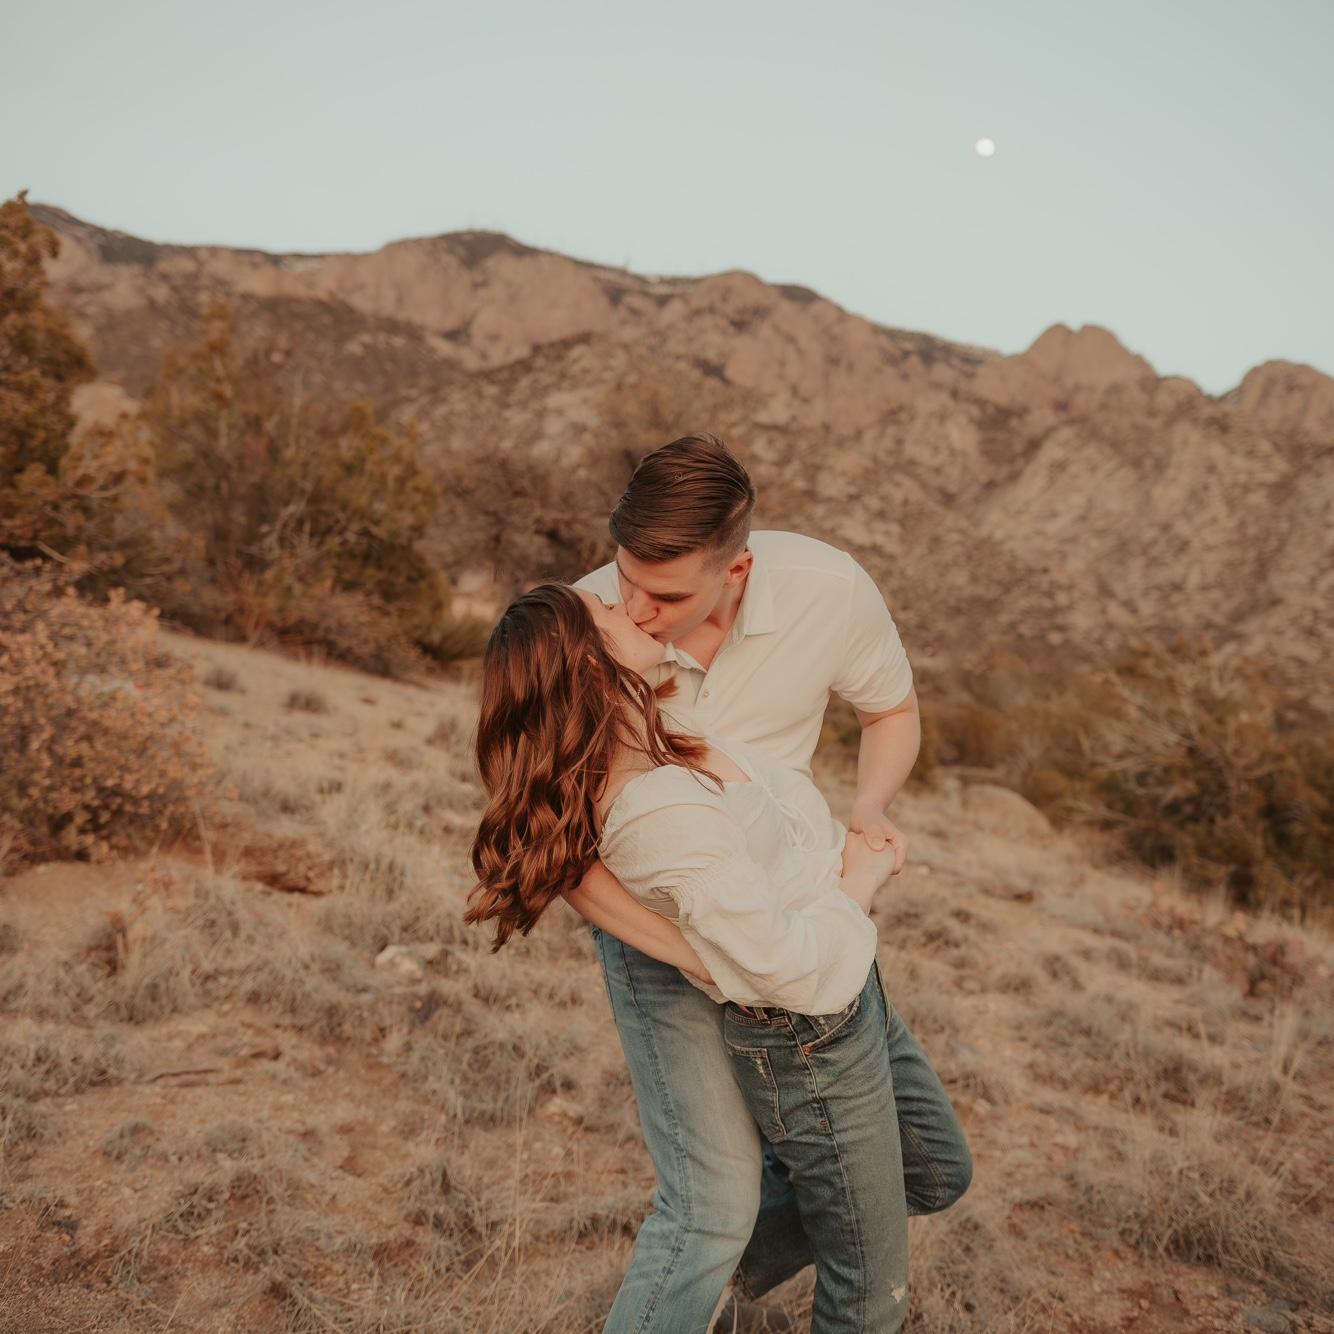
[830,557,913,714]
[600,775,877,1014]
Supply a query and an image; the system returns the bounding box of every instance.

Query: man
[570,434,971,1333]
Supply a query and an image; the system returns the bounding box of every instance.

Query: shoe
[713,1297,796,1333]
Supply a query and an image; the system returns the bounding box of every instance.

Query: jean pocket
[723,1043,788,1142]
[796,992,863,1052]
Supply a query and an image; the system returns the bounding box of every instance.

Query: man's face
[614,545,750,643]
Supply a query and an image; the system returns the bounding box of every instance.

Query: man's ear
[725,549,753,585]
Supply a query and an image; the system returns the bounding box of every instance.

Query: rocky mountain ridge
[32,204,1334,686]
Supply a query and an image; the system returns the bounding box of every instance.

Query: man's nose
[625,590,654,624]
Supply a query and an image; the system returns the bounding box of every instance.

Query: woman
[467,583,923,1332]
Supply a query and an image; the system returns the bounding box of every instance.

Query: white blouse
[597,738,878,1015]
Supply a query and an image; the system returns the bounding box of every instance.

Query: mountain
[32,204,1334,683]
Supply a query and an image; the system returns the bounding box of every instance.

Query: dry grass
[1068,1106,1329,1301]
[2,629,1331,1332]
[101,1119,163,1165]
[203,662,244,692]
[283,688,329,714]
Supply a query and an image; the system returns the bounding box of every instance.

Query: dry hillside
[29,204,1334,684]
[2,630,1332,1333]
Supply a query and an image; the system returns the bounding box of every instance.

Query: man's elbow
[855,684,919,729]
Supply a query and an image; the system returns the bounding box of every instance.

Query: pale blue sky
[4,0,1330,393]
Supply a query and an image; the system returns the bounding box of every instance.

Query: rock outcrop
[30,204,1334,679]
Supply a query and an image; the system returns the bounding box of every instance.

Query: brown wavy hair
[466,583,716,950]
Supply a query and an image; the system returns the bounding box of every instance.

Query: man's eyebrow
[614,557,689,600]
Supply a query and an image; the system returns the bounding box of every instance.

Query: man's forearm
[853,706,921,817]
[563,861,713,983]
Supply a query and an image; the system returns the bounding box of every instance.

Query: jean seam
[900,1117,949,1215]
[794,1042,868,1328]
[593,931,616,1010]
[612,942,695,1334]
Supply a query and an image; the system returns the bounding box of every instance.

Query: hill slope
[32,204,1334,680]
[2,630,1331,1331]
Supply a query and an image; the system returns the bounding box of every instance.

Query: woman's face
[576,589,668,676]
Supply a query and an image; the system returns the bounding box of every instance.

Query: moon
[974,137,997,158]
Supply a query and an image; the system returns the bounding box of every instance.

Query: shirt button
[702,689,711,699]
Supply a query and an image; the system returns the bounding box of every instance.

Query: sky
[4,0,1331,394]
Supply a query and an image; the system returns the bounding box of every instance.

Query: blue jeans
[594,930,972,1334]
[725,963,909,1332]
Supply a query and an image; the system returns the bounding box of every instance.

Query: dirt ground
[3,628,1332,1333]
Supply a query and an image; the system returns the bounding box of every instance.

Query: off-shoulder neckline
[599,737,758,843]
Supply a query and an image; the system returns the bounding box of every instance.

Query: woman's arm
[563,861,715,985]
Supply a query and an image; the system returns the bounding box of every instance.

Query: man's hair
[609,433,756,566]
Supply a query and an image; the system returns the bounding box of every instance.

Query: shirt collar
[735,545,777,637]
[658,546,777,672]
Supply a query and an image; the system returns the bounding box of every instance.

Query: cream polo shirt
[575,530,913,777]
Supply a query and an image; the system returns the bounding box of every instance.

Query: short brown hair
[609,434,756,565]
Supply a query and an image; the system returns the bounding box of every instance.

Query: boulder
[962,784,1053,839]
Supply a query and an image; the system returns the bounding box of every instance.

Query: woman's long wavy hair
[467,582,715,950]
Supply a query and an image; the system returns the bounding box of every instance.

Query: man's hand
[839,829,898,912]
[848,800,908,875]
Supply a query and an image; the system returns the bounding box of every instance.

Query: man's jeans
[725,962,910,1332]
[594,929,972,1334]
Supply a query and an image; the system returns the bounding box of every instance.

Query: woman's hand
[849,799,908,874]
[681,957,716,987]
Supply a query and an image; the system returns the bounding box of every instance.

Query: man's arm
[848,686,921,871]
[564,861,715,984]
[830,556,920,872]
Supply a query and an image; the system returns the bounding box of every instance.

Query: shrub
[0,195,162,592]
[283,688,329,715]
[128,305,479,675]
[914,639,1332,921]
[0,560,211,870]
[0,192,95,557]
[202,662,242,692]
[1057,641,1332,918]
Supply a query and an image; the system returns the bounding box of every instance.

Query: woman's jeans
[593,929,973,1334]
